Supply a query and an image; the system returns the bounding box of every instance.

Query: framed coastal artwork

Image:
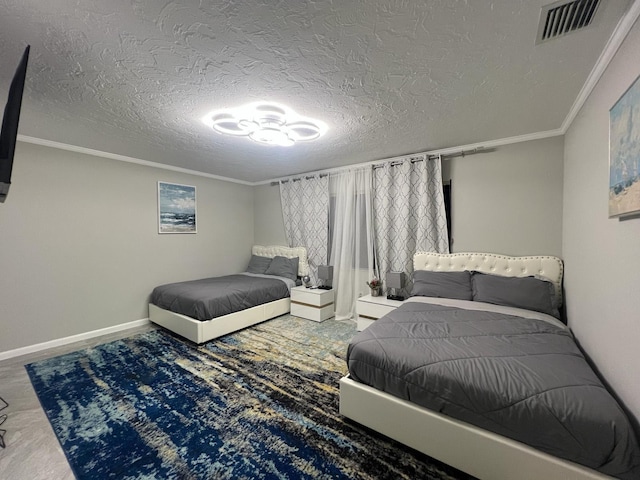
[609,74,640,218]
[158,182,197,234]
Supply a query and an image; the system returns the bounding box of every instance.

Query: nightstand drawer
[291,288,333,307]
[291,302,334,322]
[356,302,397,319]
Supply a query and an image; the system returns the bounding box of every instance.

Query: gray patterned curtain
[373,154,449,297]
[279,175,330,284]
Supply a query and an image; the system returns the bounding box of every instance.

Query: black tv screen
[0,45,30,203]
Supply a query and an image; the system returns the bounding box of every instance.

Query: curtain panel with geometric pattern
[373,154,449,298]
[279,175,330,284]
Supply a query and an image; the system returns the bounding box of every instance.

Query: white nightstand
[291,286,334,322]
[356,294,404,330]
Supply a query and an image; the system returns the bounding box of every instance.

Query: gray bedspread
[151,273,291,321]
[347,300,640,479]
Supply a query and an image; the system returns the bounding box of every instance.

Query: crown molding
[255,128,565,186]
[17,134,254,186]
[561,0,640,132]
[20,128,564,188]
[425,129,565,157]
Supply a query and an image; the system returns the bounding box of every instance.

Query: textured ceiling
[0,0,632,183]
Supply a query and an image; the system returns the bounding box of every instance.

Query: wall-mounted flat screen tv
[0,45,30,203]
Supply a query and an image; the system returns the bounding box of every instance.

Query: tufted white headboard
[252,245,309,277]
[413,252,564,305]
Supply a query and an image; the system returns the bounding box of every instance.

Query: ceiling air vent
[536,0,602,44]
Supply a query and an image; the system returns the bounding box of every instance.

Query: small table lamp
[317,265,333,290]
[386,271,405,301]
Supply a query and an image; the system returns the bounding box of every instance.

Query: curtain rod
[374,147,486,169]
[270,146,487,186]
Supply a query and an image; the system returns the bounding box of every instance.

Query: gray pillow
[471,272,559,318]
[411,270,473,300]
[246,255,273,274]
[264,256,299,281]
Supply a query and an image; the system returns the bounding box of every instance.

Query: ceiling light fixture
[202,102,327,147]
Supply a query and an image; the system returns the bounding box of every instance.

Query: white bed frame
[149,245,308,344]
[340,252,610,480]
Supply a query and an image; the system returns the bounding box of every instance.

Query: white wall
[253,183,287,246]
[445,137,564,257]
[563,18,640,426]
[0,142,254,353]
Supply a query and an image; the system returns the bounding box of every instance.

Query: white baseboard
[0,318,151,362]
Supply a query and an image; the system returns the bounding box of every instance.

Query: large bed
[149,245,308,344]
[340,252,640,480]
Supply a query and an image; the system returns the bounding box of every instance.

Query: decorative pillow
[246,255,273,274]
[411,271,473,300]
[471,272,559,318]
[264,256,299,281]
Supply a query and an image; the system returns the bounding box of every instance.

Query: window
[443,181,452,249]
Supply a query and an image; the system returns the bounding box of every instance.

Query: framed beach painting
[609,74,640,218]
[158,182,197,234]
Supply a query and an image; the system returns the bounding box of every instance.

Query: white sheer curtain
[374,154,449,297]
[279,175,329,284]
[329,167,376,320]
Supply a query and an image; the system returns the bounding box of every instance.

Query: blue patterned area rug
[26,315,472,480]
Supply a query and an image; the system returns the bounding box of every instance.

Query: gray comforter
[347,300,640,479]
[151,273,292,321]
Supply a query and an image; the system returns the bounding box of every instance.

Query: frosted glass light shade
[203,102,327,147]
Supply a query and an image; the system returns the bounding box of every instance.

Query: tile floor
[0,324,155,480]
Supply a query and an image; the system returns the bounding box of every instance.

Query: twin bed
[149,245,308,344]
[341,252,640,480]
